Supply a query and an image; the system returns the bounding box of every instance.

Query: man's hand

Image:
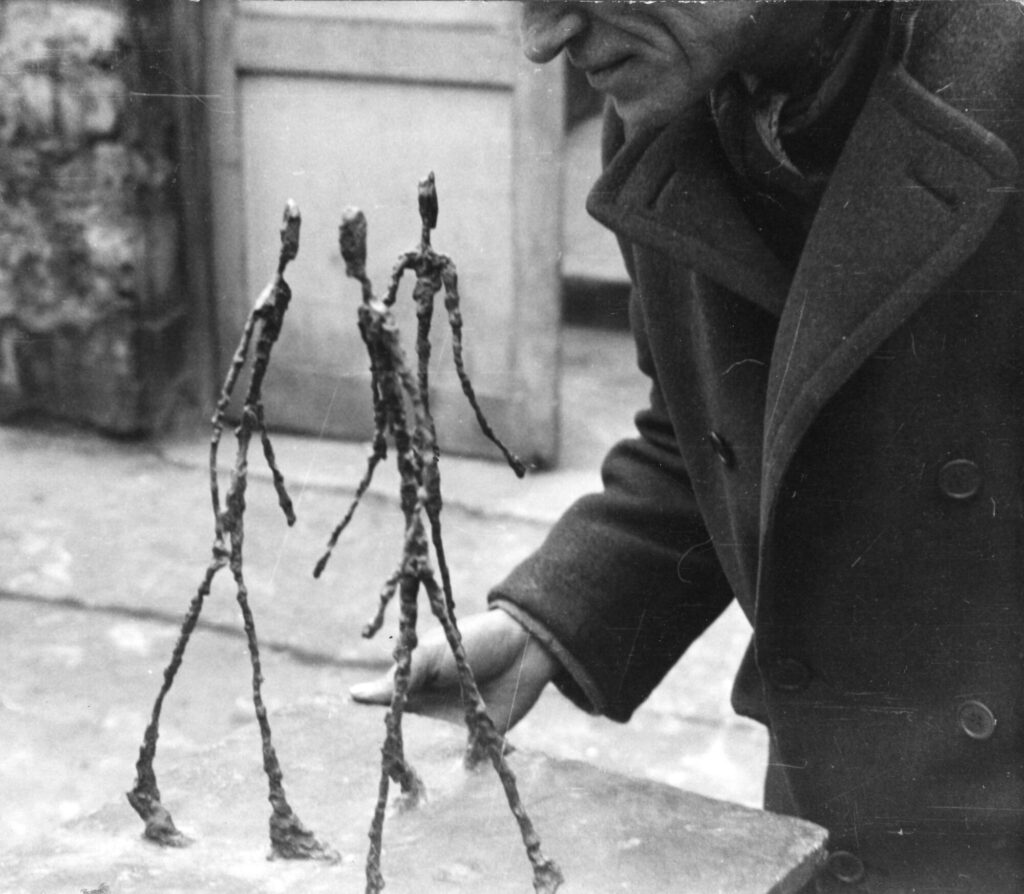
[349,608,558,735]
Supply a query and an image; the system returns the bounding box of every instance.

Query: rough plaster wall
[0,0,187,433]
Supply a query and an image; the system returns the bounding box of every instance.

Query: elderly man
[354,2,1024,890]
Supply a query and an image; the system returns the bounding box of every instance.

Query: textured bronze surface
[126,203,335,862]
[316,177,558,893]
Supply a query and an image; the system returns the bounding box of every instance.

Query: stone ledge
[3,696,826,893]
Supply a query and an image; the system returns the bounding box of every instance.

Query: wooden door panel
[207,0,563,464]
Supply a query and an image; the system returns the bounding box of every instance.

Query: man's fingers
[348,610,553,732]
[349,670,394,705]
[349,666,466,726]
[349,628,445,705]
[403,690,467,726]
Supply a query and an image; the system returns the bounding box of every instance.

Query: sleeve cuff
[490,598,608,716]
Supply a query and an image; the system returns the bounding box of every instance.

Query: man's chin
[613,96,703,134]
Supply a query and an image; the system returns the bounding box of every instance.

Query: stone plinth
[4,697,826,893]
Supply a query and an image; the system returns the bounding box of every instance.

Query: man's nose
[520,2,588,64]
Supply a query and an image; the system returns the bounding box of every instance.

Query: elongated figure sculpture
[127,201,336,862]
[316,176,562,894]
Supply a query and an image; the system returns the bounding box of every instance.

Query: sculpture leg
[420,570,563,894]
[126,556,225,847]
[231,559,338,861]
[366,569,426,894]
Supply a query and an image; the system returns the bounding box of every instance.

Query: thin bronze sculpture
[127,202,336,862]
[316,175,562,894]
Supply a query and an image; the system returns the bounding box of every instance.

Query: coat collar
[586,58,1018,535]
[586,109,792,318]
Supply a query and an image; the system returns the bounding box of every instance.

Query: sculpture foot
[269,807,340,862]
[126,787,192,848]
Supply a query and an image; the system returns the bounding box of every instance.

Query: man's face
[520,2,822,129]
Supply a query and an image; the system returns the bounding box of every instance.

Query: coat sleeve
[489,265,735,723]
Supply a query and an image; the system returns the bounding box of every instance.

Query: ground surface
[5,700,822,894]
[0,326,767,860]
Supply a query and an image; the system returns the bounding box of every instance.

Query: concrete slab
[3,697,825,894]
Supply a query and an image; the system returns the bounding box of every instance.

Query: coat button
[826,850,865,884]
[937,459,981,500]
[958,700,997,740]
[766,657,811,692]
[708,431,735,468]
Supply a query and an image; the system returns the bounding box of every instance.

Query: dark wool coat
[491,3,1024,891]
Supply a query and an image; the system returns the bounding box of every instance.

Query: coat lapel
[584,55,1018,572]
[586,110,791,318]
[759,63,1019,534]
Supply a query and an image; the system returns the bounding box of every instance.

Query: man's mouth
[580,56,632,89]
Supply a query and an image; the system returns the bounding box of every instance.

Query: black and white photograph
[2,1,1023,891]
